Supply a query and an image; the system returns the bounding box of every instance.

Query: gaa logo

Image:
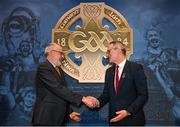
[52,2,133,83]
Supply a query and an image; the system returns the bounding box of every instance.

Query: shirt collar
[47,59,56,68]
[118,59,126,68]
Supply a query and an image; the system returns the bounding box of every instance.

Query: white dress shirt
[117,59,126,79]
[114,59,127,90]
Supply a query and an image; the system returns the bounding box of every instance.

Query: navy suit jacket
[98,60,148,126]
[32,60,83,125]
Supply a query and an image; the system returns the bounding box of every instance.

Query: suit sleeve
[37,65,83,106]
[98,69,110,108]
[127,64,148,116]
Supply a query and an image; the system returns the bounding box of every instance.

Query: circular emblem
[52,2,133,83]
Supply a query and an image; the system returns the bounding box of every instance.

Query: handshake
[69,96,100,122]
[82,96,100,108]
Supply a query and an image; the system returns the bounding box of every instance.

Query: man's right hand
[82,96,100,108]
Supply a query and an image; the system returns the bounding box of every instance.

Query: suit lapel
[110,65,116,94]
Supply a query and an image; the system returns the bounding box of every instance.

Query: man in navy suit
[98,41,148,126]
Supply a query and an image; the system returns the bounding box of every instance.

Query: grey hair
[44,43,58,56]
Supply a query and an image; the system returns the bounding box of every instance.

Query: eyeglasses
[52,50,64,55]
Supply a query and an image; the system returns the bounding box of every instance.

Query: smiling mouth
[151,39,159,44]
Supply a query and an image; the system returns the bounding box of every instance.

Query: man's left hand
[69,112,81,122]
[110,110,129,123]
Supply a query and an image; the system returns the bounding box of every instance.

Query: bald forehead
[52,43,62,51]
[51,42,62,49]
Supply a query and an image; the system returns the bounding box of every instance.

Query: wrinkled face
[147,30,160,48]
[50,45,64,66]
[52,50,64,64]
[24,91,36,107]
[106,44,122,64]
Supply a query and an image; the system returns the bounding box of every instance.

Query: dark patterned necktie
[55,66,61,76]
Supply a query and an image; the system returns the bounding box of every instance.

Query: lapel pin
[122,73,126,78]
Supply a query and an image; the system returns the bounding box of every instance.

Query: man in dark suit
[97,41,148,126]
[32,43,98,126]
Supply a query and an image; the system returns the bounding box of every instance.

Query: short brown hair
[109,41,126,55]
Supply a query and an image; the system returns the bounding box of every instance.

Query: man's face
[50,45,64,66]
[19,41,31,57]
[24,91,36,108]
[147,30,160,49]
[106,44,122,64]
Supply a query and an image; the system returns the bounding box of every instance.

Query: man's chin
[57,62,61,66]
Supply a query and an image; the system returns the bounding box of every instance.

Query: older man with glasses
[32,42,99,126]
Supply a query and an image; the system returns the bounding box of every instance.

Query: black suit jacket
[32,60,83,125]
[98,60,148,126]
